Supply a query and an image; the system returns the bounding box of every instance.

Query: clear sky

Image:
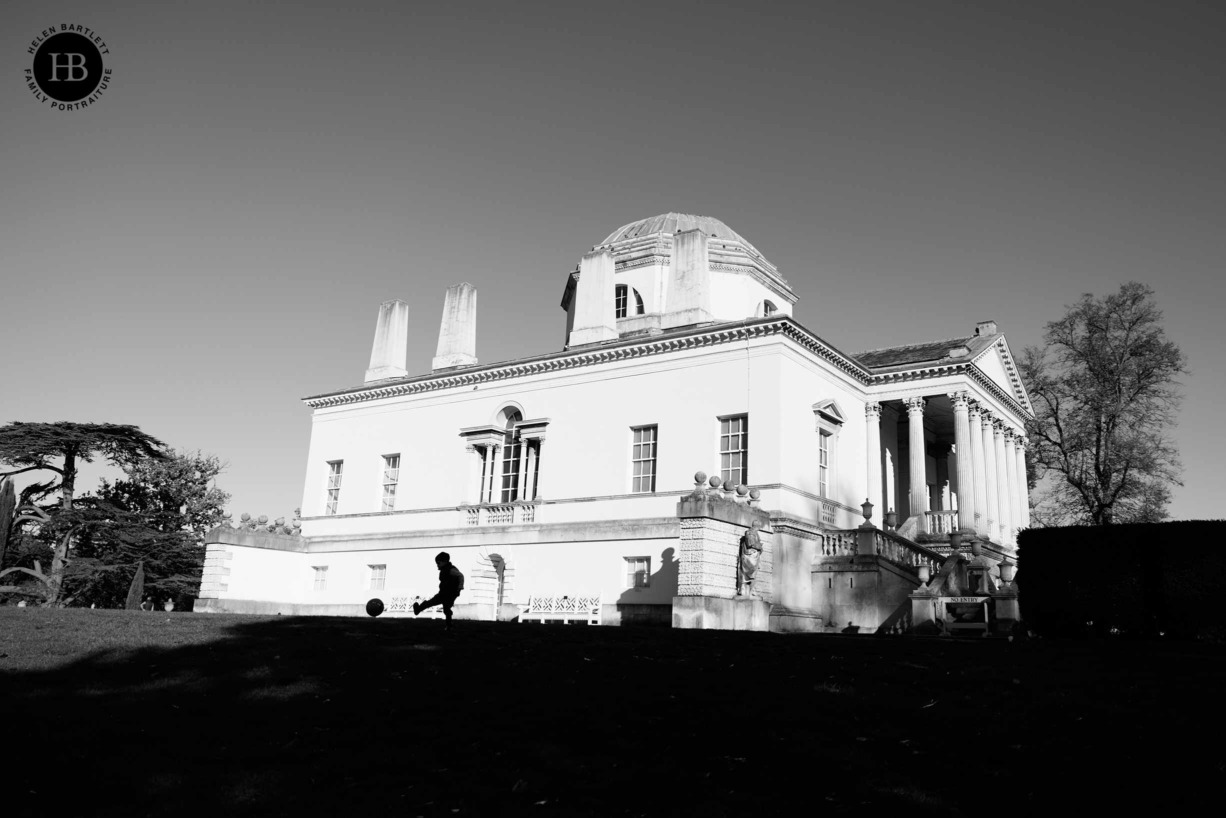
[3,1,1223,522]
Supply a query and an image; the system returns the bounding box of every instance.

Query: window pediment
[812,399,845,429]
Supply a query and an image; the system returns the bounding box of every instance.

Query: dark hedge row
[1017,521,1226,639]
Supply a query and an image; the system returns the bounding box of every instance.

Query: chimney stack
[662,229,713,329]
[567,248,618,347]
[432,283,478,371]
[974,320,998,337]
[364,299,410,383]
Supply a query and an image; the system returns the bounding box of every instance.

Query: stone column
[905,397,928,527]
[1000,429,1020,549]
[994,421,1012,546]
[479,446,491,504]
[524,443,538,501]
[466,445,481,504]
[432,283,478,370]
[981,412,999,542]
[516,439,529,501]
[967,403,988,538]
[531,440,543,500]
[950,393,975,533]
[486,444,501,504]
[1014,437,1031,532]
[864,402,883,519]
[364,299,410,382]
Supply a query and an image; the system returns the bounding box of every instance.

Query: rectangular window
[631,425,657,493]
[818,431,831,498]
[500,438,521,503]
[313,566,328,591]
[369,564,386,591]
[381,454,400,512]
[615,285,628,319]
[625,556,651,588]
[325,461,343,515]
[719,415,748,487]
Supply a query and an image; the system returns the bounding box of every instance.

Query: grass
[1,609,1223,817]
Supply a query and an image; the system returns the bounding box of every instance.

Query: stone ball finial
[750,489,761,500]
[735,485,749,497]
[222,511,232,520]
[708,475,723,489]
[275,517,285,527]
[721,479,735,493]
[694,471,707,485]
[257,515,269,525]
[240,513,251,522]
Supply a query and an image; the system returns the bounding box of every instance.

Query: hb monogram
[47,53,89,81]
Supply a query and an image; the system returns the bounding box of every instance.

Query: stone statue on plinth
[737,520,763,597]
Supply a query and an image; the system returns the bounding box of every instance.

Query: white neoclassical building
[198,213,1032,630]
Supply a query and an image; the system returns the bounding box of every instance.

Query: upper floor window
[313,566,328,591]
[763,300,777,315]
[719,415,748,486]
[369,564,386,591]
[381,454,400,512]
[615,284,645,319]
[812,400,845,501]
[325,461,343,515]
[500,410,523,503]
[631,425,657,493]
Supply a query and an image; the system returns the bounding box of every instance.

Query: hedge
[1017,521,1226,640]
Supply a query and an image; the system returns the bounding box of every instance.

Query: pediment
[812,399,846,426]
[971,337,1032,413]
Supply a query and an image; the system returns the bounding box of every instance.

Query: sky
[3,1,1223,523]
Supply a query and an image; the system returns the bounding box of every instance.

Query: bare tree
[1019,282,1186,525]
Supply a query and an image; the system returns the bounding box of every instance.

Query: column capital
[947,391,971,411]
[967,401,983,420]
[465,444,477,454]
[904,396,926,414]
[992,418,1006,434]
[1002,427,1017,442]
[865,401,882,420]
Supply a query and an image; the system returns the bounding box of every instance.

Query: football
[366,598,385,617]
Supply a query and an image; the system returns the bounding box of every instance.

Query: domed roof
[599,213,767,261]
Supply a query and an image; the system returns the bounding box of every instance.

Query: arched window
[633,288,645,315]
[763,300,778,316]
[615,285,628,319]
[500,410,523,502]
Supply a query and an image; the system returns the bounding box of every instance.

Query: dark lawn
[1,608,1222,817]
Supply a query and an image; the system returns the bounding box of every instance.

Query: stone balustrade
[924,509,959,536]
[460,502,540,526]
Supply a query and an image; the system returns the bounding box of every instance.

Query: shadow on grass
[2,609,1224,817]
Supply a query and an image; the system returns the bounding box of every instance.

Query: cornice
[304,317,874,409]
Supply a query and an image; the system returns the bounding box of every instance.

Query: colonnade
[865,392,1030,546]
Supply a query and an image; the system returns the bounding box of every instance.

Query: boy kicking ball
[413,551,465,627]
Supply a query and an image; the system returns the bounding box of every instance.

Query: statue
[737,520,763,597]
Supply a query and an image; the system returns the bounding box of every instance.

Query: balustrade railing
[924,509,959,536]
[873,530,944,576]
[461,502,539,526]
[817,529,857,557]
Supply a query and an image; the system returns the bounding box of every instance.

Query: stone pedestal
[673,596,771,630]
[672,476,772,631]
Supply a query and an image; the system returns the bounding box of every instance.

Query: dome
[599,212,768,263]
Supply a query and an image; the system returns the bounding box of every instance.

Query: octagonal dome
[599,212,769,264]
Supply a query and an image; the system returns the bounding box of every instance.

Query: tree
[69,449,230,608]
[1019,282,1187,526]
[0,422,167,604]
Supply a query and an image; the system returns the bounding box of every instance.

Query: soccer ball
[366,598,385,617]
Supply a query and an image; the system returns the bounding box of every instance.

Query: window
[500,410,523,503]
[325,461,343,515]
[625,556,651,588]
[719,415,748,486]
[313,566,328,591]
[763,300,777,316]
[813,400,844,501]
[381,454,400,512]
[818,431,831,498]
[631,425,657,493]
[369,564,386,591]
[615,285,645,318]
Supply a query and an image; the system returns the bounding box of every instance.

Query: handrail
[875,529,945,575]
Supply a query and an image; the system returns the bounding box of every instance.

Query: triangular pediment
[971,336,1031,413]
[812,399,845,425]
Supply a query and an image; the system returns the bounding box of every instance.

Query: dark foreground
[1,609,1222,817]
